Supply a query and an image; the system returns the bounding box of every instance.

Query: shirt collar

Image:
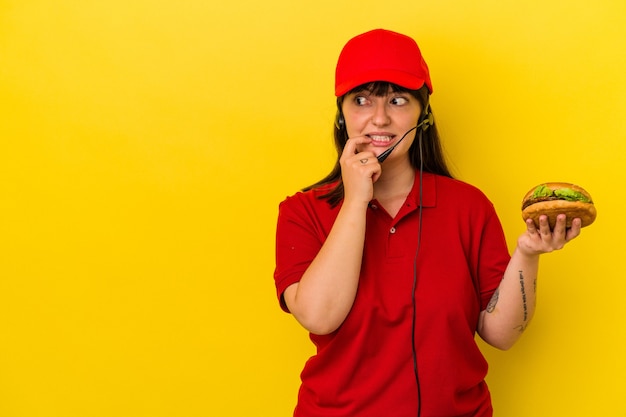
[407,171,437,208]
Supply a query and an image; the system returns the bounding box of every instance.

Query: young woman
[273,28,581,417]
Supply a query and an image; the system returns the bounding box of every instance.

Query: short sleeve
[476,207,511,310]
[273,192,337,312]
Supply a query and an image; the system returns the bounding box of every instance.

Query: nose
[371,103,391,127]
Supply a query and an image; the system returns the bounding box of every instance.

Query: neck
[373,158,416,201]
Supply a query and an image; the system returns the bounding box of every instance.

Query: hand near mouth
[340,136,382,204]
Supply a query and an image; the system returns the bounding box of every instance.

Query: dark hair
[303,82,453,207]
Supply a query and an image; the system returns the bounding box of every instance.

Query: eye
[354,96,369,106]
[390,96,409,106]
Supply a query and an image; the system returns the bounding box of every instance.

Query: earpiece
[419,111,433,131]
[417,102,433,131]
[335,113,345,130]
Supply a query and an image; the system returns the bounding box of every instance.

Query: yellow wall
[1,1,624,415]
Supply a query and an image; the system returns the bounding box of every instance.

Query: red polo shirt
[274,173,511,417]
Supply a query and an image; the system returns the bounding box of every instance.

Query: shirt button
[370,204,378,210]
[390,227,396,234]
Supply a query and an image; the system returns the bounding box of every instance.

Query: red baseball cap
[334,29,433,97]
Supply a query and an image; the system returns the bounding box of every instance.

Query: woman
[273,28,581,417]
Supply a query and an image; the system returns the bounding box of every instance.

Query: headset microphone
[377,125,418,163]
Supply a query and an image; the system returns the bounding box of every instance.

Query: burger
[521,182,597,228]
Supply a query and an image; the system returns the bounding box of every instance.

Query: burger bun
[521,182,597,228]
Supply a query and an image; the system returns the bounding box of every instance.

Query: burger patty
[521,196,561,210]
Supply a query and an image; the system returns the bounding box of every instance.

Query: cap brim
[335,69,427,96]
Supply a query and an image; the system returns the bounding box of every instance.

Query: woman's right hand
[282,136,377,335]
[340,136,381,205]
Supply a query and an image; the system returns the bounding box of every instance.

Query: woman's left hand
[517,214,582,256]
[480,213,583,350]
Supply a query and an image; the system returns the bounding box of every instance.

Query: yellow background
[1,0,624,416]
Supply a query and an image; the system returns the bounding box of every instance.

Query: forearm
[478,247,539,350]
[284,200,368,334]
[478,214,582,349]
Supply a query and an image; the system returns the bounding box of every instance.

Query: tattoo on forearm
[486,288,499,313]
[519,270,528,322]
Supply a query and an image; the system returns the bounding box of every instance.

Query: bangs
[348,81,411,96]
